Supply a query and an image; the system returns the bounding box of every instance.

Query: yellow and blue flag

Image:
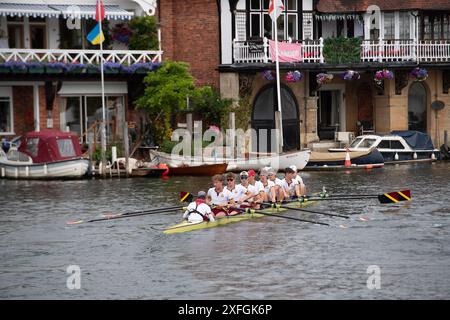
[87,24,104,45]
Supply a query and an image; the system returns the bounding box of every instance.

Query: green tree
[135,61,195,145]
[128,16,159,50]
[191,86,232,129]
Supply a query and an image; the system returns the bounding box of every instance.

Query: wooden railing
[0,48,163,64]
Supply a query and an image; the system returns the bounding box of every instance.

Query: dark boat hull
[168,163,227,176]
[305,149,384,170]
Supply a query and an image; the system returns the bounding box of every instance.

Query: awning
[53,4,134,20]
[58,82,128,96]
[0,3,60,18]
[0,3,134,20]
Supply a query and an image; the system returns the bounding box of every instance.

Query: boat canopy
[18,129,83,164]
[391,131,435,150]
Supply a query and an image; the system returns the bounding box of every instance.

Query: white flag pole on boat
[269,0,284,153]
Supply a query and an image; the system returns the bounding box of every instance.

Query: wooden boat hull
[131,167,167,177]
[150,150,311,172]
[304,149,384,171]
[163,199,317,234]
[168,163,227,176]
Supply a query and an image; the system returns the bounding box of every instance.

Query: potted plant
[28,61,45,74]
[4,61,27,73]
[45,61,66,73]
[374,69,393,85]
[316,73,334,85]
[262,70,275,81]
[86,63,100,73]
[285,70,303,82]
[409,68,428,82]
[342,70,360,81]
[103,62,122,74]
[66,62,86,74]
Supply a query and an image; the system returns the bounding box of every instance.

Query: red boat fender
[158,163,169,176]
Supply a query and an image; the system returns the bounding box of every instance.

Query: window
[26,138,39,157]
[383,13,395,39]
[248,0,301,40]
[378,140,390,148]
[57,139,76,157]
[390,140,405,149]
[0,94,13,134]
[359,138,376,148]
[399,12,410,39]
[350,138,362,147]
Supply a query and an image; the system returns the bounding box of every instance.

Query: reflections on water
[0,162,449,299]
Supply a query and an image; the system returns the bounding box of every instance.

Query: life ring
[158,163,170,176]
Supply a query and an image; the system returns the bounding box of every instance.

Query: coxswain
[183,191,215,223]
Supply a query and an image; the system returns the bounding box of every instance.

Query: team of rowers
[183,165,306,223]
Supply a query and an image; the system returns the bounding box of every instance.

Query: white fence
[233,37,323,63]
[0,49,163,64]
[360,39,450,62]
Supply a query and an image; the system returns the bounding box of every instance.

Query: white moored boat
[149,149,311,172]
[0,130,89,179]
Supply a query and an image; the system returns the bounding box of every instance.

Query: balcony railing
[233,37,450,64]
[0,48,163,64]
[359,39,450,63]
[233,37,324,64]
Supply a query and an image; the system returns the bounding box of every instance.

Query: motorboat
[0,130,89,179]
[328,131,440,163]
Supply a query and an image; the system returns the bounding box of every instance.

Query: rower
[207,174,235,218]
[289,165,306,196]
[281,167,301,199]
[246,169,264,205]
[224,172,247,203]
[183,191,215,223]
[267,167,285,202]
[258,167,276,203]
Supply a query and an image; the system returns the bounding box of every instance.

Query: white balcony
[357,39,450,63]
[0,48,163,65]
[233,37,450,64]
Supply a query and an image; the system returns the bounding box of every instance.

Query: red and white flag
[268,0,284,21]
[95,0,105,22]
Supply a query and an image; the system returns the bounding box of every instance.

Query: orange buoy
[158,163,169,176]
[344,148,351,167]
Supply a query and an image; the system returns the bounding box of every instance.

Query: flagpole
[98,0,107,177]
[273,3,284,153]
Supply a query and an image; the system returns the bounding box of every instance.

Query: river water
[0,162,449,299]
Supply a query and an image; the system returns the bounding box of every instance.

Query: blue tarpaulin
[391,130,435,150]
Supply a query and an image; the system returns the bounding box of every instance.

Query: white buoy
[1,167,5,177]
[431,153,436,160]
[394,152,399,161]
[44,164,48,175]
[14,167,18,178]
[25,166,29,177]
[413,152,417,159]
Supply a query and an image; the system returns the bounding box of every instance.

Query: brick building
[157,0,450,152]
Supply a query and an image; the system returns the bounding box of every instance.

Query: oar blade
[378,189,412,204]
[66,220,84,225]
[180,191,193,203]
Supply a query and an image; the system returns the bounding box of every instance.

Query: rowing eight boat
[163,199,318,234]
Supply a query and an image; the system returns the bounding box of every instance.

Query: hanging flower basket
[409,68,428,82]
[45,62,66,74]
[122,62,158,74]
[86,64,101,73]
[374,69,393,85]
[262,70,275,81]
[0,63,10,73]
[316,73,334,85]
[342,70,360,81]
[285,70,303,83]
[27,62,45,74]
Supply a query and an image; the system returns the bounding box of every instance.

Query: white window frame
[0,87,14,135]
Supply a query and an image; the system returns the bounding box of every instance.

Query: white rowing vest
[207,187,233,205]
